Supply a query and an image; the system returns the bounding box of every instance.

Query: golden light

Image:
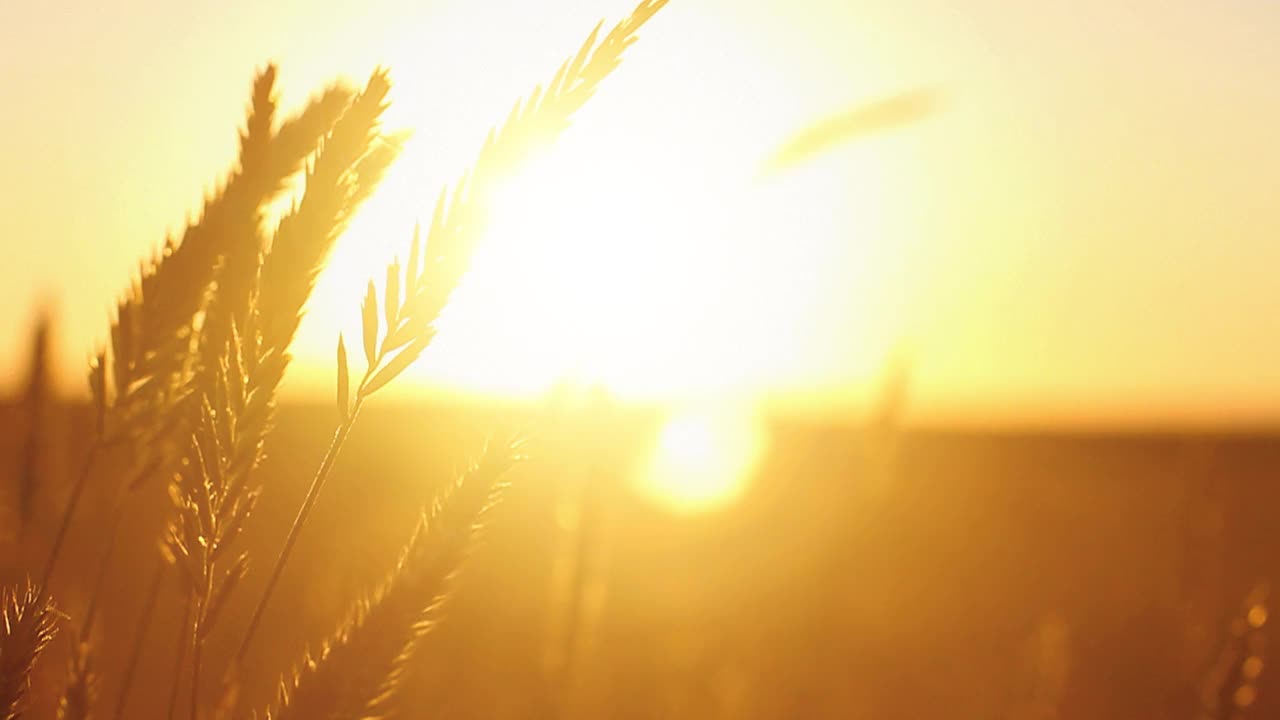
[638,406,766,513]
[287,3,908,407]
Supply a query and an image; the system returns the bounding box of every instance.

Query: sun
[288,2,903,412]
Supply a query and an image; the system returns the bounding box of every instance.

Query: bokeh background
[2,0,1279,717]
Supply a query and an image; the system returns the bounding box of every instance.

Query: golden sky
[2,0,1279,426]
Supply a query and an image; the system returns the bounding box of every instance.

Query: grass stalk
[166,595,192,720]
[111,561,166,720]
[189,620,204,720]
[235,407,360,663]
[235,0,667,672]
[271,439,522,718]
[166,69,394,712]
[78,495,130,641]
[37,442,99,595]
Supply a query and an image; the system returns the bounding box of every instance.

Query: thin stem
[80,495,128,639]
[234,402,361,663]
[167,593,192,720]
[112,560,166,720]
[190,624,203,720]
[189,560,213,720]
[39,440,99,593]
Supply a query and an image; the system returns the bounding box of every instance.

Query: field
[3,394,1277,718]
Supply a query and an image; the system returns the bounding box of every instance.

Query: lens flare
[638,406,766,513]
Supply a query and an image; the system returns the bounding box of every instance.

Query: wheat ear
[236,0,668,664]
[257,69,398,358]
[104,64,354,435]
[164,70,398,717]
[75,67,385,634]
[0,583,58,720]
[163,325,262,720]
[200,71,358,360]
[40,65,352,593]
[270,439,523,719]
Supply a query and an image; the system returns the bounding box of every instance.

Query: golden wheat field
[2,0,1280,718]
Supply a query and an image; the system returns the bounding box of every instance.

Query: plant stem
[38,440,99,594]
[167,594,192,720]
[190,626,203,720]
[112,560,166,720]
[80,496,128,639]
[188,559,215,720]
[234,402,361,663]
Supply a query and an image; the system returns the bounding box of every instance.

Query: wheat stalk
[26,65,392,720]
[165,595,193,720]
[164,385,255,720]
[108,561,166,720]
[236,0,669,664]
[0,583,57,720]
[103,65,356,436]
[258,69,399,359]
[162,321,267,720]
[13,3,666,713]
[161,69,398,717]
[270,439,523,719]
[199,70,358,361]
[40,65,354,594]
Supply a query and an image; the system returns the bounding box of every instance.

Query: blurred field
[3,397,1276,718]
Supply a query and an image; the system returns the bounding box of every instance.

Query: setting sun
[284,1,911,409]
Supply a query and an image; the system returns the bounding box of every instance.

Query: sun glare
[409,81,890,403]
[639,407,766,513]
[291,4,906,409]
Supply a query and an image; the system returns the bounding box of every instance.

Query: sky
[1,0,1278,427]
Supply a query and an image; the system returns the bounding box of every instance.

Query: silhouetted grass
[0,3,669,718]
